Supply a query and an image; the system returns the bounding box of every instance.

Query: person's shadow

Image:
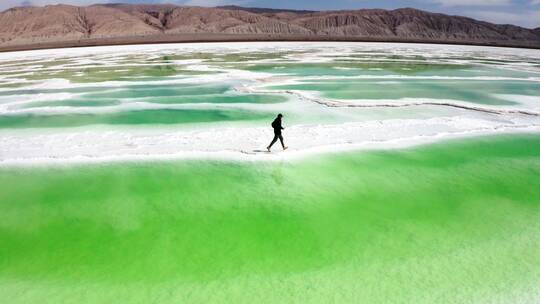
[252,149,271,153]
[271,163,284,185]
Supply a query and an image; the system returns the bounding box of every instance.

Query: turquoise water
[269,79,537,104]
[1,43,539,129]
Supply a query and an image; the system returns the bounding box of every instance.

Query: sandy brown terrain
[1,4,539,51]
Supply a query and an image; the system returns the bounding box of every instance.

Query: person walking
[267,113,288,152]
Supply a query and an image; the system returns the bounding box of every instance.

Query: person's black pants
[268,132,284,148]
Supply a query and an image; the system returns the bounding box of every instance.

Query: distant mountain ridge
[1,4,539,51]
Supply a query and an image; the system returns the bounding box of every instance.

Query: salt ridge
[1,116,539,166]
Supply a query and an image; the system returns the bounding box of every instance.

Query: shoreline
[1,126,539,167]
[1,34,540,53]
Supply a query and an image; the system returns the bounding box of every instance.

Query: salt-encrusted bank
[0,42,539,165]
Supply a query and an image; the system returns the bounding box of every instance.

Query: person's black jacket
[271,118,284,134]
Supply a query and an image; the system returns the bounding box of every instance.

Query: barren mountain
[0,4,539,51]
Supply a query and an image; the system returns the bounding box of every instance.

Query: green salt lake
[0,42,539,303]
[1,134,539,303]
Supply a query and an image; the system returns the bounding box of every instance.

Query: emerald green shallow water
[1,134,539,303]
[0,108,269,129]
